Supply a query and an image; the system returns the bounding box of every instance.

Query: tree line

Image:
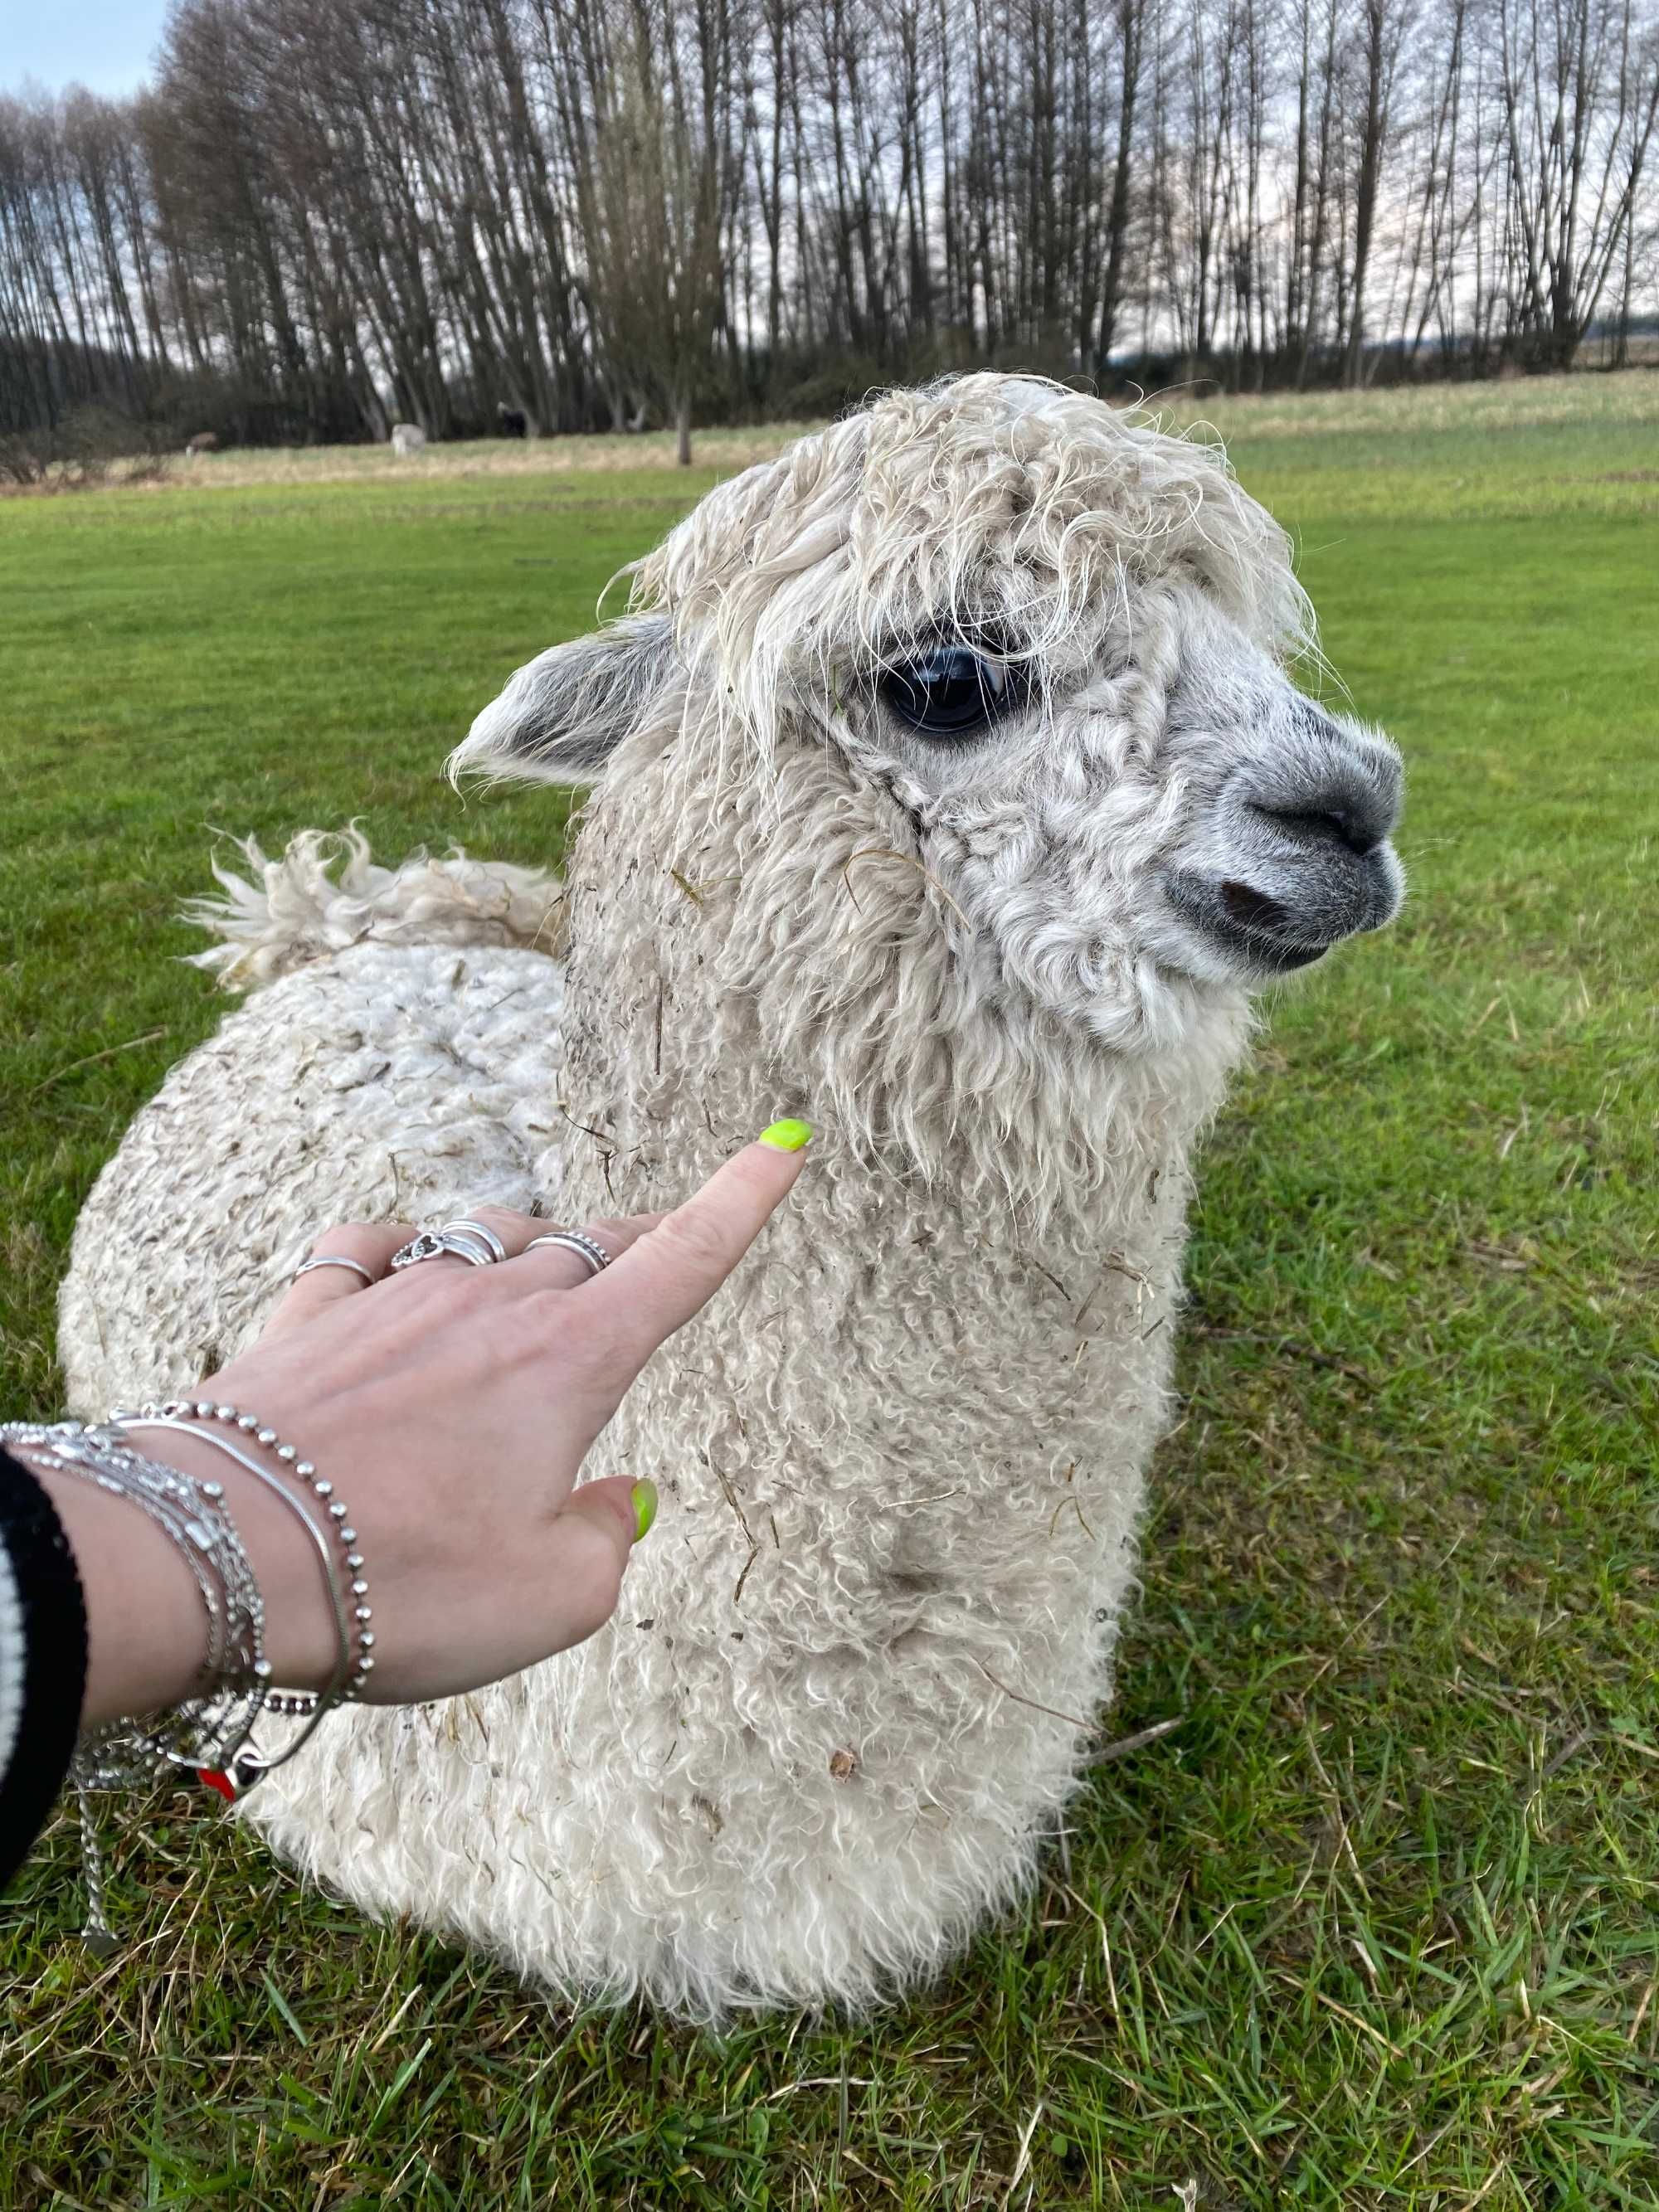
[2,0,1657,448]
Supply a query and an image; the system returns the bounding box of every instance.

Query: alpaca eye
[878,644,1024,739]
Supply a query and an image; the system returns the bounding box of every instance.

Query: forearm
[27,1468,205,1727]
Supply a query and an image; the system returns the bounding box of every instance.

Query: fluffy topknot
[633,377,1311,729]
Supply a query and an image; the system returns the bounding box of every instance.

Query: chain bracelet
[3,1403,377,1950]
[2,1422,270,1783]
[146,1399,377,1699]
[1,1418,272,1953]
[114,1417,352,1706]
[114,1416,356,1786]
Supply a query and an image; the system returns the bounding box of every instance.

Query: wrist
[119,1425,342,1699]
[34,1423,341,1732]
[32,1467,208,1728]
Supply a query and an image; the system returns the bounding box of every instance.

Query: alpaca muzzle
[1161,714,1405,977]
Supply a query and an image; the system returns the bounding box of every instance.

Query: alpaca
[390,422,427,458]
[60,376,1404,2018]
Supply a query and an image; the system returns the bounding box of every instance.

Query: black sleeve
[0,1443,89,1891]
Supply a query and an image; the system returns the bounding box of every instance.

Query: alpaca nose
[1158,712,1405,979]
[1233,720,1403,858]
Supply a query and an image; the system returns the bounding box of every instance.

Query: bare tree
[3,0,1657,444]
[583,0,742,461]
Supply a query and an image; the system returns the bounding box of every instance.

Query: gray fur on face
[821,590,1404,1030]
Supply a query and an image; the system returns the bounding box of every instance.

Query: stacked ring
[384,1216,615,1277]
[524,1230,612,1278]
[390,1218,508,1271]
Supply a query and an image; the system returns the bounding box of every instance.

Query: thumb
[559,1472,658,1557]
[533,1476,659,1655]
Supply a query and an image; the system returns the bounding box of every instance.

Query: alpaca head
[456,377,1403,1145]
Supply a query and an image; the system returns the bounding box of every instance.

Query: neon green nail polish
[759,1118,814,1152]
[630,1480,659,1543]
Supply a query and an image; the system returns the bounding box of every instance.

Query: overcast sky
[2,1,169,99]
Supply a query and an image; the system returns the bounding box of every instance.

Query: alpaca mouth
[1160,856,1400,978]
[1160,719,1406,980]
[1209,880,1329,971]
[1219,879,1296,936]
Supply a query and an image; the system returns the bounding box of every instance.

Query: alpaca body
[61,377,1404,2015]
[62,829,1199,2016]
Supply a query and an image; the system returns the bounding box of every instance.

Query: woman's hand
[48,1125,812,1725]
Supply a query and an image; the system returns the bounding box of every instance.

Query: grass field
[2,376,1657,2209]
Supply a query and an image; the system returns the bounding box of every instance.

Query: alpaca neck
[552,766,1241,1279]
[542,780,1249,1539]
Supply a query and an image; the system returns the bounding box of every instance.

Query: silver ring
[442,1217,508,1263]
[390,1228,499,1271]
[525,1230,612,1278]
[436,1228,498,1266]
[294,1255,377,1287]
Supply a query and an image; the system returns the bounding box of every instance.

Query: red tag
[197,1768,236,1801]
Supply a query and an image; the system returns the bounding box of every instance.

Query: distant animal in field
[183,432,218,459]
[497,404,528,438]
[390,423,427,458]
[63,374,1406,2020]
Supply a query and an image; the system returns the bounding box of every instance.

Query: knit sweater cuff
[0,1443,89,1892]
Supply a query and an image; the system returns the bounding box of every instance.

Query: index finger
[577,1121,813,1359]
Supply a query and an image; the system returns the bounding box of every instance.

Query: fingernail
[758,1118,814,1152]
[630,1480,659,1544]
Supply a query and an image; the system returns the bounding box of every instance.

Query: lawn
[2,376,1657,2209]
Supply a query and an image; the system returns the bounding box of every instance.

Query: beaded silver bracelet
[114,1416,353,1784]
[139,1399,376,1699]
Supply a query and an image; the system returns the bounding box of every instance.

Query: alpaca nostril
[1246,800,1379,858]
[1219,880,1292,934]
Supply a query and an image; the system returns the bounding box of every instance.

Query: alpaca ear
[450,612,676,786]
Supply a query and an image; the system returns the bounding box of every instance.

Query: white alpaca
[60,377,1404,2019]
[390,423,427,458]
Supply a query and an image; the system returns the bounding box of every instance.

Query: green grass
[2,377,1657,2208]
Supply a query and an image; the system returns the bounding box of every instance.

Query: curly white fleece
[61,376,1359,2019]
